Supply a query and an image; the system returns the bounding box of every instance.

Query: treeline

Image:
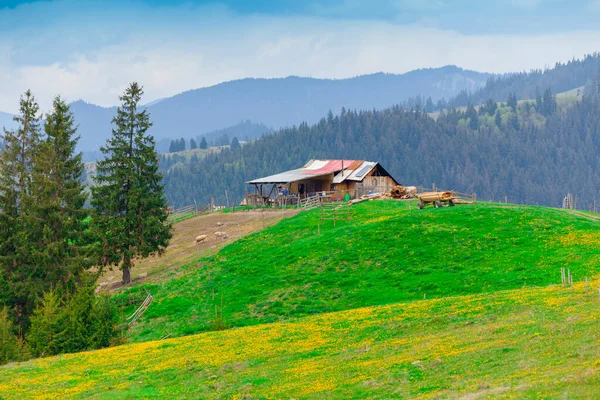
[402,52,600,112]
[160,84,600,209]
[0,84,171,364]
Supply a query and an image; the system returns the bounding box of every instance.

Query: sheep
[214,231,229,240]
[195,234,208,249]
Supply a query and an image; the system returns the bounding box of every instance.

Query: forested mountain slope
[445,53,600,109]
[161,85,600,208]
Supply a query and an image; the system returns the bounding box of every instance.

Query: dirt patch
[99,209,300,288]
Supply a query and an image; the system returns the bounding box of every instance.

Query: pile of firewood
[390,185,417,199]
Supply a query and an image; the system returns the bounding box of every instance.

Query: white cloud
[0,3,599,113]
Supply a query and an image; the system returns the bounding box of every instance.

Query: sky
[1,0,600,112]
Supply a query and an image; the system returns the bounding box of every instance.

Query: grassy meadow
[2,281,598,398]
[3,200,600,398]
[121,201,600,343]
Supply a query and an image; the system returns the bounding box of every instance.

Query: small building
[247,159,399,203]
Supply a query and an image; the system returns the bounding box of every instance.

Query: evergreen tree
[0,90,42,326]
[92,82,172,284]
[200,137,208,149]
[424,97,434,113]
[26,290,62,357]
[190,138,197,149]
[169,140,175,153]
[28,96,90,291]
[507,92,517,112]
[230,137,241,151]
[542,88,557,116]
[0,306,21,364]
[535,86,543,112]
[465,104,479,130]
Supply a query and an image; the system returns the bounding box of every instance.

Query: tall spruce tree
[28,96,90,292]
[0,90,42,324]
[92,82,172,284]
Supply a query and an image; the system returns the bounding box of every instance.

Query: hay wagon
[417,191,456,209]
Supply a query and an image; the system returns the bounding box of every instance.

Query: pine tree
[465,104,479,130]
[542,88,557,116]
[0,90,42,325]
[200,137,208,149]
[169,140,175,153]
[0,306,21,364]
[230,137,241,151]
[190,138,197,149]
[507,92,517,112]
[28,96,90,291]
[26,290,62,357]
[92,82,172,284]
[495,110,502,127]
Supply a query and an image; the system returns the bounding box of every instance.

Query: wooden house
[247,159,399,202]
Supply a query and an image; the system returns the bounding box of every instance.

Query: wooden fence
[167,203,211,223]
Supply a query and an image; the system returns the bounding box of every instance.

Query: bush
[26,279,118,358]
[0,306,24,364]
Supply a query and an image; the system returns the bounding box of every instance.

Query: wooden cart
[417,191,456,209]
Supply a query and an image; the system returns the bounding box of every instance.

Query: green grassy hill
[2,280,598,398]
[3,200,600,398]
[120,201,600,343]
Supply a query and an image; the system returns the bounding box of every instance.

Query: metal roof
[344,161,377,181]
[247,159,360,184]
[247,159,400,185]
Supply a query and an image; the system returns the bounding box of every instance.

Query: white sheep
[214,231,229,240]
[195,234,208,248]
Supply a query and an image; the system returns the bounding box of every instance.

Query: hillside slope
[2,281,597,398]
[120,201,600,343]
[448,53,600,108]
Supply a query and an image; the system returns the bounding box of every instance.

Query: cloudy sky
[1,0,600,112]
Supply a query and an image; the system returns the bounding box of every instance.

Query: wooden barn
[247,159,399,203]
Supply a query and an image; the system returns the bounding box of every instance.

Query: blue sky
[1,0,600,112]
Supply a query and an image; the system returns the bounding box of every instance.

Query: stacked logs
[390,185,416,199]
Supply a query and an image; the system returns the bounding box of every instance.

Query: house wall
[289,174,334,195]
[363,171,396,191]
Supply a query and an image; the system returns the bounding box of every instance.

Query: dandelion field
[2,281,598,398]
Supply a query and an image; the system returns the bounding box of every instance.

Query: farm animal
[214,231,229,240]
[195,234,208,248]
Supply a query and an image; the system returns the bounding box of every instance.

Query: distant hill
[199,120,273,146]
[62,66,491,151]
[0,111,16,132]
[446,53,600,108]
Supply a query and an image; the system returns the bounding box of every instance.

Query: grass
[2,281,598,399]
[118,201,600,343]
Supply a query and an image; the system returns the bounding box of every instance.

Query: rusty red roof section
[302,159,360,175]
[247,159,397,185]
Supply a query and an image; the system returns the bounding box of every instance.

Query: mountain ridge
[1,65,493,151]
